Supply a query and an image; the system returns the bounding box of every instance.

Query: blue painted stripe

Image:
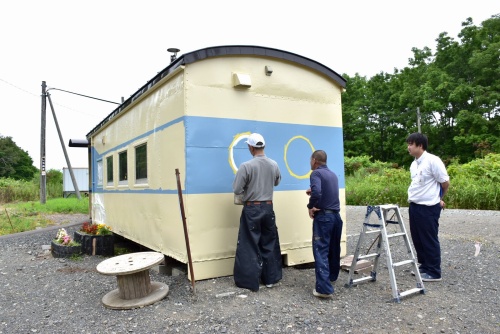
[185,117,344,194]
[91,116,345,195]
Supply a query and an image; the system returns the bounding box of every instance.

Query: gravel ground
[0,206,498,334]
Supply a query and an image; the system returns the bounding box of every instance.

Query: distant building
[62,167,89,198]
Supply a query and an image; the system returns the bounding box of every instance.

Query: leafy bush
[445,153,499,209]
[0,178,38,202]
[447,153,499,181]
[346,168,408,207]
[344,156,395,176]
[345,153,499,210]
[0,169,64,203]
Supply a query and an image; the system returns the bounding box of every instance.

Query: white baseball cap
[246,133,265,148]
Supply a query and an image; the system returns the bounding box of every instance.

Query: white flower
[55,228,68,242]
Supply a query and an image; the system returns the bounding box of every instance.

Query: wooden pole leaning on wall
[175,168,196,293]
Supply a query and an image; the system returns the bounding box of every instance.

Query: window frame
[118,150,128,186]
[106,155,114,187]
[135,142,148,185]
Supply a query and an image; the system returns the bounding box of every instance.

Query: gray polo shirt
[233,155,281,202]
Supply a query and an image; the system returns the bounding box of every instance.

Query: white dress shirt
[408,151,449,205]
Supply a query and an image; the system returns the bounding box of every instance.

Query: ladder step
[364,223,382,228]
[357,253,379,260]
[379,204,399,210]
[399,287,424,297]
[387,232,406,238]
[364,230,381,235]
[393,259,414,267]
[385,220,399,225]
[351,276,375,284]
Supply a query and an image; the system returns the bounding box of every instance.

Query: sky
[0,0,498,171]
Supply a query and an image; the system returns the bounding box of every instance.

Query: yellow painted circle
[228,132,251,173]
[284,136,315,179]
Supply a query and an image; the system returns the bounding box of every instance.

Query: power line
[47,87,120,105]
[0,77,116,116]
[0,77,38,97]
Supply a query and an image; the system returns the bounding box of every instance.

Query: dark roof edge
[87,45,346,138]
[181,45,346,87]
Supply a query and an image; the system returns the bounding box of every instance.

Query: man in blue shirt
[306,150,343,298]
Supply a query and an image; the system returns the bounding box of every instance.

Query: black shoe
[420,273,442,282]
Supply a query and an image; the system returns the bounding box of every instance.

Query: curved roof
[179,45,346,87]
[87,45,346,137]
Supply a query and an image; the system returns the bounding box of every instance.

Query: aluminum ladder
[345,204,425,302]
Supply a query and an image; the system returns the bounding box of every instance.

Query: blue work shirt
[307,165,340,211]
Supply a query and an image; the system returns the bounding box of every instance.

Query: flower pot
[74,231,114,256]
[51,240,81,258]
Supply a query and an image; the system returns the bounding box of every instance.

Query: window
[106,156,113,185]
[119,151,128,184]
[135,143,147,183]
[97,159,103,186]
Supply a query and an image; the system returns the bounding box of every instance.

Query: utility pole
[39,84,120,205]
[417,107,421,133]
[40,81,47,204]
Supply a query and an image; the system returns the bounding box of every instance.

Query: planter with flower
[74,222,114,256]
[51,228,82,258]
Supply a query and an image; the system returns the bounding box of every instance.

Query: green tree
[341,74,371,157]
[46,169,63,186]
[0,136,38,180]
[341,14,499,164]
[451,15,500,159]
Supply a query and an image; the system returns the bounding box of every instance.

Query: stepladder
[344,205,425,302]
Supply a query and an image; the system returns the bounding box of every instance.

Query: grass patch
[0,197,89,236]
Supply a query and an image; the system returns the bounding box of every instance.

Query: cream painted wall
[184,57,343,127]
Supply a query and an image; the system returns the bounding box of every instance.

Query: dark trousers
[233,203,282,291]
[409,202,442,278]
[312,211,343,295]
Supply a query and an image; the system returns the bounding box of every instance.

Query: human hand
[308,207,319,219]
[306,188,311,196]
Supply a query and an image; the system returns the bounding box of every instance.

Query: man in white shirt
[407,133,450,282]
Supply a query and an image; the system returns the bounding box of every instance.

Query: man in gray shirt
[233,133,282,291]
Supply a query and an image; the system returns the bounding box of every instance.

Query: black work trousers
[233,203,282,291]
